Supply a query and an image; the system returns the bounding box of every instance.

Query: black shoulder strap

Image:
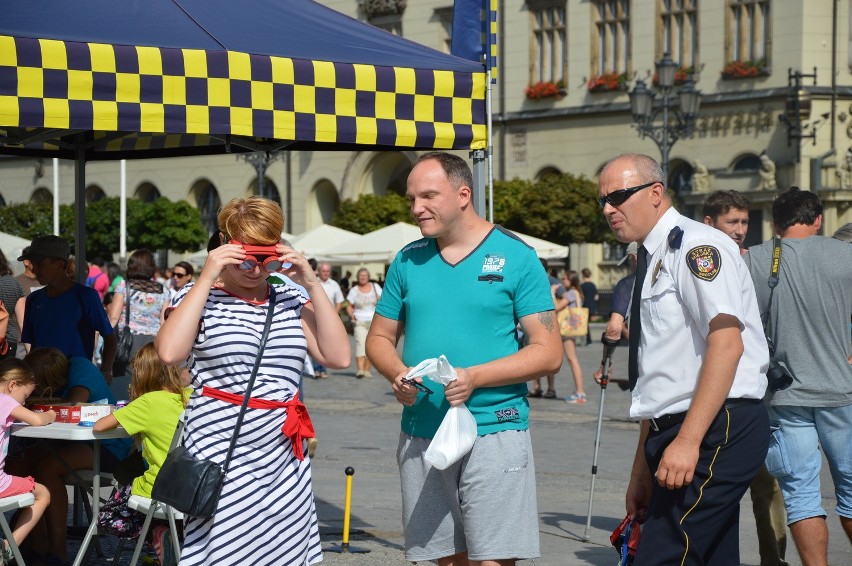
[221,285,277,475]
[762,237,782,335]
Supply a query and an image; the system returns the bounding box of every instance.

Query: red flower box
[525,80,566,100]
[587,72,627,93]
[721,59,770,80]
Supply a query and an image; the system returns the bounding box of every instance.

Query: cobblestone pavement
[69,325,848,565]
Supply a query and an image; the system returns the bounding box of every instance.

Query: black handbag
[114,288,133,364]
[151,287,277,518]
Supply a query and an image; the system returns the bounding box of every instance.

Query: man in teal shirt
[367,152,562,566]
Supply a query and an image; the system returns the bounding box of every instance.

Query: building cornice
[494,86,852,125]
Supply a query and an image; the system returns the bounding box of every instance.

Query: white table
[12,422,129,566]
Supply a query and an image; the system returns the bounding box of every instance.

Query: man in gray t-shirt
[745,187,852,564]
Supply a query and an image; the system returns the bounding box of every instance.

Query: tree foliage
[495,173,614,245]
[128,198,208,254]
[0,197,207,258]
[489,178,531,227]
[331,193,415,234]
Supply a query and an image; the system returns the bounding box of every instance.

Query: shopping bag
[409,356,478,470]
[424,404,477,470]
[558,307,589,338]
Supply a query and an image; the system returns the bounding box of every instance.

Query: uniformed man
[599,153,769,564]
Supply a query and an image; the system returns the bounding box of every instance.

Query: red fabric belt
[201,386,315,461]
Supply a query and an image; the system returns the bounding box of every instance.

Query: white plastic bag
[409,356,477,470]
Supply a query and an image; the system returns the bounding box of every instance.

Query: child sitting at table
[5,348,133,565]
[0,358,56,564]
[94,343,189,560]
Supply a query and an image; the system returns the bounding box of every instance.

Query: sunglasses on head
[230,240,285,273]
[598,181,658,208]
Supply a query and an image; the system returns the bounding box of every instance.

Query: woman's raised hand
[200,243,245,283]
[276,244,318,287]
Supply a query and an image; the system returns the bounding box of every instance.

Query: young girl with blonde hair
[94,343,188,498]
[0,358,55,564]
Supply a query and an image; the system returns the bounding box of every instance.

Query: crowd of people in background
[0,153,849,566]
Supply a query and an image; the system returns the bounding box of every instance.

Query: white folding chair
[0,492,35,566]
[116,412,186,565]
[126,495,183,565]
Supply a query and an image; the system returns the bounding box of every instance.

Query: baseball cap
[18,235,71,262]
[618,242,638,266]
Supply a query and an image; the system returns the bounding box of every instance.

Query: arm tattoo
[537,311,556,333]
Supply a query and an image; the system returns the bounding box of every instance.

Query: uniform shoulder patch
[686,245,721,281]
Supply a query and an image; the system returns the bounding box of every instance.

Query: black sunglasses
[598,181,658,208]
[173,272,188,278]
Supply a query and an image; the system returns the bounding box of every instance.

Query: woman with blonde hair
[346,267,382,378]
[156,196,350,566]
[558,270,587,404]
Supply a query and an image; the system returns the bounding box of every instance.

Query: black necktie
[628,246,648,391]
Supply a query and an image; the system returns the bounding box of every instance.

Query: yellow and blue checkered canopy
[0,0,487,159]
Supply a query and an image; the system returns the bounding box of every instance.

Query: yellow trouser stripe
[678,409,731,566]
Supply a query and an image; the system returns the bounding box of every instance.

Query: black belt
[648,398,760,432]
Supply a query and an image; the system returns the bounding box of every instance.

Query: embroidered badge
[686,246,721,281]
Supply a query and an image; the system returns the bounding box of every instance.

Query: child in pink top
[0,358,56,563]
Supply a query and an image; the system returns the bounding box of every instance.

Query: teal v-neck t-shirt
[376,226,553,438]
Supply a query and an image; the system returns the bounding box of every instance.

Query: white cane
[583,333,620,541]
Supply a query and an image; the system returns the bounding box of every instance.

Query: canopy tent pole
[486,66,494,223]
[52,158,59,235]
[74,136,86,283]
[120,159,127,262]
[471,149,486,218]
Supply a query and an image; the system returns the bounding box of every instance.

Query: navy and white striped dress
[173,282,322,566]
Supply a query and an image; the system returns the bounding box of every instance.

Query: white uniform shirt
[319,278,344,307]
[631,208,768,419]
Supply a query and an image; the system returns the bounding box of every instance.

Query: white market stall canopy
[319,223,569,265]
[290,224,360,258]
[0,231,33,274]
[511,231,569,260]
[320,222,421,265]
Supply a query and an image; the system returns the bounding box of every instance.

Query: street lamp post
[237,150,281,200]
[628,53,702,186]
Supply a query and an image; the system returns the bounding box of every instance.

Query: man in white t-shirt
[314,263,344,378]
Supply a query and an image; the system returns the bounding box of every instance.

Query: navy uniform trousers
[636,401,769,565]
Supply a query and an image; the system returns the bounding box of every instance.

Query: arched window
[86,185,106,203]
[31,187,53,204]
[191,181,221,236]
[249,177,281,205]
[135,182,161,203]
[359,151,414,197]
[307,180,340,229]
[731,153,761,172]
[668,160,695,195]
[535,166,562,181]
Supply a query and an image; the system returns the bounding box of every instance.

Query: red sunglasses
[231,241,285,273]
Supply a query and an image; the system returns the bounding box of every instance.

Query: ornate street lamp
[628,52,702,186]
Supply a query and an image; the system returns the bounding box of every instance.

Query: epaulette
[667,226,684,250]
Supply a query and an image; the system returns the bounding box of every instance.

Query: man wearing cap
[599,153,769,564]
[19,235,116,381]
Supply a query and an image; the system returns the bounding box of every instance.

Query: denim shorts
[766,404,852,523]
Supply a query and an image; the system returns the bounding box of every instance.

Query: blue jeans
[766,404,852,523]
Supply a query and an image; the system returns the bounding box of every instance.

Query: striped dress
[173,282,322,566]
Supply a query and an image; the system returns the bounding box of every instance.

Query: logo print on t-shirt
[495,407,520,423]
[481,254,505,274]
